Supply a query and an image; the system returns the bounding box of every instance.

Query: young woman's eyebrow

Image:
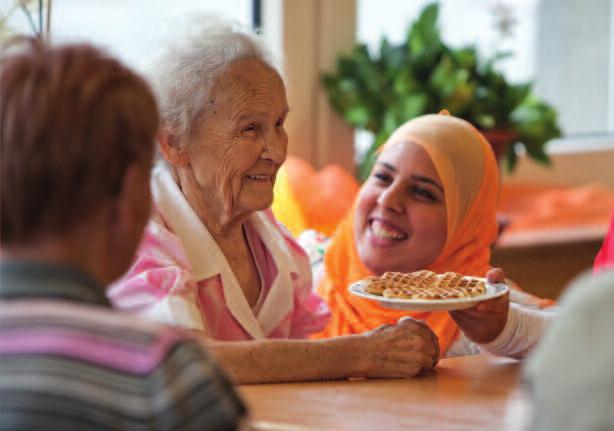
[378,162,396,172]
[377,162,443,194]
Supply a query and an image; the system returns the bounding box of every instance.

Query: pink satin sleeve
[108,221,197,313]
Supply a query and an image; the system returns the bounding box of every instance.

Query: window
[357,0,614,150]
[1,0,255,72]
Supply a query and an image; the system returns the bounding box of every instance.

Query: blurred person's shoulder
[1,298,246,429]
[0,296,225,396]
[1,296,194,358]
[556,269,614,312]
[525,269,614,431]
[529,269,614,360]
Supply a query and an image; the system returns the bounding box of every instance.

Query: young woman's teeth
[371,220,406,240]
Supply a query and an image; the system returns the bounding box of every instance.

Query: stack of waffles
[362,270,486,300]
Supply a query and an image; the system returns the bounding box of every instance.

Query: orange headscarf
[313,113,502,353]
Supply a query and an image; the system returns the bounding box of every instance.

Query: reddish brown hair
[1,39,159,244]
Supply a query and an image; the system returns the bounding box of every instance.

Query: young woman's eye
[412,186,438,202]
[373,172,392,183]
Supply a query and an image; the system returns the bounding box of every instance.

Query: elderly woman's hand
[449,268,510,344]
[357,317,439,378]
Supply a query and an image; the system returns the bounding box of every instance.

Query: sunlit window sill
[546,134,614,154]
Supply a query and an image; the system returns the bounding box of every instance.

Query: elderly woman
[311,113,557,359]
[109,17,439,383]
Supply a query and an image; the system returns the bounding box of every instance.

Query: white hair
[151,14,276,137]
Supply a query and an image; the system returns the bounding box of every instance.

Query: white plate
[348,278,509,311]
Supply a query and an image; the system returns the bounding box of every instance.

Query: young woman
[311,112,556,358]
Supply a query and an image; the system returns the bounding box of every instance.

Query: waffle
[362,270,486,300]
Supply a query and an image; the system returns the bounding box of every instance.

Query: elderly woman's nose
[376,183,405,213]
[261,129,287,164]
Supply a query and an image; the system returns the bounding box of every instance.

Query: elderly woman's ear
[157,128,190,167]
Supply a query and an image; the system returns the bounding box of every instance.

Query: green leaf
[382,109,401,135]
[429,55,456,96]
[417,3,440,36]
[392,69,419,95]
[407,2,444,74]
[445,79,475,114]
[397,93,428,121]
[507,83,532,107]
[505,143,519,172]
[410,2,441,51]
[345,106,371,128]
[450,47,478,70]
[524,140,552,165]
[476,114,496,129]
[380,38,405,71]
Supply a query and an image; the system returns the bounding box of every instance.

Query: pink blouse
[108,165,330,340]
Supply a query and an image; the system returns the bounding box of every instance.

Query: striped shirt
[0,260,246,430]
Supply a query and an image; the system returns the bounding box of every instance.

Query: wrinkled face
[354,141,447,275]
[186,58,288,222]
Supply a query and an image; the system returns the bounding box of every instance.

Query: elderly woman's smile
[240,161,281,207]
[243,161,278,185]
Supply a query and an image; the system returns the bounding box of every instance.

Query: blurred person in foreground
[525,222,614,430]
[525,269,614,430]
[0,39,245,430]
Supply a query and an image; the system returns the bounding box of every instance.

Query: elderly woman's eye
[243,124,257,133]
[275,117,285,127]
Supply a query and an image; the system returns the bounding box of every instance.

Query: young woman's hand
[448,268,510,344]
[357,317,440,378]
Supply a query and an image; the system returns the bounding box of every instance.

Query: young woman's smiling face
[353,141,448,275]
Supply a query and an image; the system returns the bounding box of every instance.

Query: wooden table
[239,354,531,431]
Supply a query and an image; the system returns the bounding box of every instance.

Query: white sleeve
[445,302,558,359]
[444,331,482,357]
[478,303,558,359]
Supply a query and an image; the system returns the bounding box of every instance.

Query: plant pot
[480,129,518,165]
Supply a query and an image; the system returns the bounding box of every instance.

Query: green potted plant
[322,2,562,180]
